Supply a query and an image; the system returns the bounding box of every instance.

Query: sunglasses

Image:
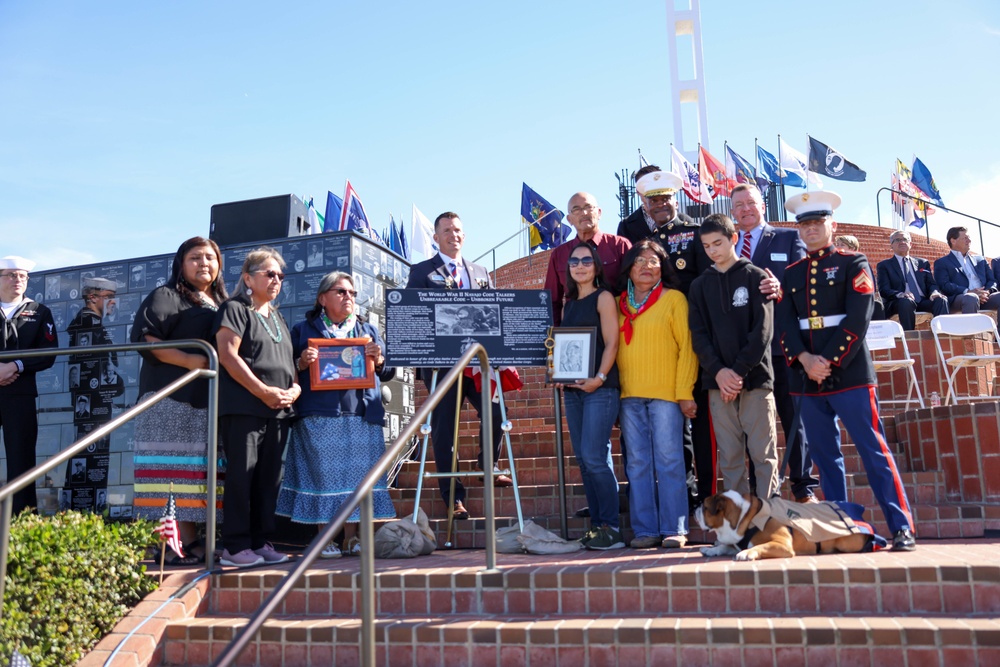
[567,257,595,268]
[255,270,285,281]
[330,287,358,298]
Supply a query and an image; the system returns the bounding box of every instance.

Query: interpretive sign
[384,289,552,368]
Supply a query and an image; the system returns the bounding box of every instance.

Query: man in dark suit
[730,183,818,503]
[993,257,1000,285]
[932,226,1000,313]
[405,212,510,520]
[876,230,948,330]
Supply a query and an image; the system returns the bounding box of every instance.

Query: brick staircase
[86,223,1000,666]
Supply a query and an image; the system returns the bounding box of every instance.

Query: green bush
[0,511,159,667]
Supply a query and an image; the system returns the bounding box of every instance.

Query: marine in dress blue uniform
[774,192,916,551]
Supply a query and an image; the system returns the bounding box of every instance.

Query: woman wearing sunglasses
[560,244,624,551]
[277,272,395,558]
[214,247,299,567]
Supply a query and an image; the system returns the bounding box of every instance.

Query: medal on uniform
[676,258,687,270]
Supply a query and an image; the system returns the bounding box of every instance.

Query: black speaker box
[209,194,311,246]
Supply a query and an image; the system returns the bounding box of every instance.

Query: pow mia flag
[808,136,867,182]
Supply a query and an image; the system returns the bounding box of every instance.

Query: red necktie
[450,262,463,288]
[740,233,753,260]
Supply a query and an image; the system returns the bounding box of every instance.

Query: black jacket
[688,258,774,391]
[0,299,58,397]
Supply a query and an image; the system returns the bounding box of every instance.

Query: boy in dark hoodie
[688,214,779,499]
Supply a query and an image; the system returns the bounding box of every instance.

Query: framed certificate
[545,327,597,384]
[308,338,375,391]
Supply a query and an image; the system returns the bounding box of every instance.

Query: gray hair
[306,271,355,319]
[236,246,286,304]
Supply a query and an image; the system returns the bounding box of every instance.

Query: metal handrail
[875,187,1000,255]
[0,339,220,616]
[212,343,498,667]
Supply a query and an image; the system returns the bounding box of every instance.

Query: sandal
[345,536,361,556]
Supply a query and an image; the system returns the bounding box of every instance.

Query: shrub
[0,511,159,667]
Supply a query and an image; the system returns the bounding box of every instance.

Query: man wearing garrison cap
[774,192,916,552]
[635,170,714,512]
[0,255,58,514]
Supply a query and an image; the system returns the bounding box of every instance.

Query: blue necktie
[450,262,463,289]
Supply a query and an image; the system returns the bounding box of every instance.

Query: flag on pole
[388,216,404,255]
[411,205,438,258]
[324,191,344,233]
[778,138,822,188]
[699,145,730,198]
[338,180,372,237]
[521,183,569,253]
[725,145,756,185]
[399,214,410,260]
[154,491,185,560]
[911,157,944,206]
[8,649,31,667]
[305,197,324,235]
[807,136,867,182]
[671,146,712,203]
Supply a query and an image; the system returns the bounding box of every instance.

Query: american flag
[153,491,185,559]
[9,649,32,666]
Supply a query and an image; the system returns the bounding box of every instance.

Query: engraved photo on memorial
[434,304,501,336]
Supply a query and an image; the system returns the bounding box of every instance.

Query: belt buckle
[809,316,824,330]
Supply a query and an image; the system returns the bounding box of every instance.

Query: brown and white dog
[695,490,875,561]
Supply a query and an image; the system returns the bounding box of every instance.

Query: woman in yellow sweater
[617,239,700,549]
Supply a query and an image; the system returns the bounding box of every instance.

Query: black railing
[876,187,1000,256]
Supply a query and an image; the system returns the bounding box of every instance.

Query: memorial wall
[5,231,412,517]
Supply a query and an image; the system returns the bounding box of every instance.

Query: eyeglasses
[570,204,598,215]
[330,287,358,298]
[567,257,595,268]
[0,272,28,282]
[255,270,285,281]
[633,257,661,268]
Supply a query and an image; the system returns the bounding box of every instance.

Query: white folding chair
[867,319,924,410]
[930,314,1000,405]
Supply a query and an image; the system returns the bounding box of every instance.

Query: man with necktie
[406,212,511,520]
[876,230,948,330]
[933,226,1000,313]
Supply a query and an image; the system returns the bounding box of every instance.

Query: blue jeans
[619,398,688,538]
[563,387,620,529]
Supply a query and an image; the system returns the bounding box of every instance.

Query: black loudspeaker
[209,194,311,246]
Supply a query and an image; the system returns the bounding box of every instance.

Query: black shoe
[452,501,470,521]
[891,529,916,552]
[575,506,590,518]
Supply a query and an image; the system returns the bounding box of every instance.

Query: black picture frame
[546,327,597,383]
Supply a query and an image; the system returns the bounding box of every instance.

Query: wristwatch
[596,372,607,383]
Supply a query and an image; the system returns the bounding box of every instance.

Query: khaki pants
[709,388,779,498]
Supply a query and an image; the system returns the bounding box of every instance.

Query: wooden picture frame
[546,327,597,383]
[308,337,375,391]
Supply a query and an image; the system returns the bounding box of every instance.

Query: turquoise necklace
[254,307,282,343]
[627,279,661,310]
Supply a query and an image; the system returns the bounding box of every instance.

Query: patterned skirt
[132,394,225,523]
[277,415,396,524]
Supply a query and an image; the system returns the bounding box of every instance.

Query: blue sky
[2,0,999,272]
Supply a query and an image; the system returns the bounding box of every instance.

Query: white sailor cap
[0,255,36,272]
[636,171,683,198]
[82,277,118,293]
[784,191,842,223]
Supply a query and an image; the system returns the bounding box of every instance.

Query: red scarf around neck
[618,282,663,345]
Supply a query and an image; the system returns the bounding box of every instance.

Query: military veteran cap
[784,190,842,223]
[636,171,683,198]
[82,277,117,292]
[0,255,36,272]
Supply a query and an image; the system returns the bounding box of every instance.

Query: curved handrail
[212,342,497,667]
[0,339,220,615]
[874,187,1000,255]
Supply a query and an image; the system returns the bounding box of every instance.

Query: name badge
[430,274,446,283]
[770,253,788,262]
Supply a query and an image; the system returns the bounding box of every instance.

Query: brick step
[159,613,1000,667]
[204,547,1000,621]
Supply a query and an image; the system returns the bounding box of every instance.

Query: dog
[694,490,879,561]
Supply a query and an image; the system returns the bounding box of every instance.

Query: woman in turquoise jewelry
[214,247,300,568]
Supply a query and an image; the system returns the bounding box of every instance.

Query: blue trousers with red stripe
[799,385,914,535]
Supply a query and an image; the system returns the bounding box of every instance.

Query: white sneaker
[346,536,362,556]
[320,541,342,559]
[220,548,265,568]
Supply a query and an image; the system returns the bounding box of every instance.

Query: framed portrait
[308,338,375,391]
[546,327,597,384]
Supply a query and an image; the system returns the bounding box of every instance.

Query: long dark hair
[169,236,228,306]
[565,243,607,301]
[619,238,680,292]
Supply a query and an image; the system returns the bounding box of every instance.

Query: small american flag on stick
[154,489,185,560]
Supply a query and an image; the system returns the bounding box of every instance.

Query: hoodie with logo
[688,257,774,391]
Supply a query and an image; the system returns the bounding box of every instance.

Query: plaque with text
[384,289,551,368]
